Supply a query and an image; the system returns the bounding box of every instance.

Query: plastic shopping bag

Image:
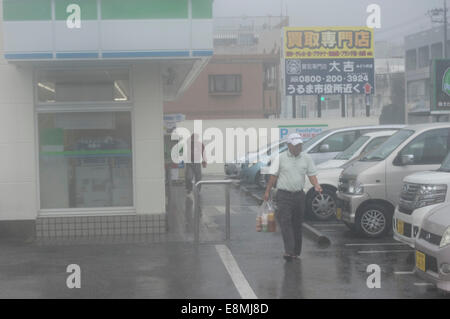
[257,200,276,232]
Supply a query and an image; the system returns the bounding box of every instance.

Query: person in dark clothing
[185,133,206,194]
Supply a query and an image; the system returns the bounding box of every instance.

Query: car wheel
[355,203,392,238]
[255,171,267,189]
[306,186,337,221]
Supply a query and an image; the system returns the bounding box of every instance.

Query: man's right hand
[264,191,270,202]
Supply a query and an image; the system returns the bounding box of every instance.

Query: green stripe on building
[40,149,132,156]
[3,0,51,21]
[192,0,212,19]
[55,0,98,20]
[101,0,188,19]
[3,0,212,21]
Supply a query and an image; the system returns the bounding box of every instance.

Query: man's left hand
[314,184,323,193]
[202,161,207,168]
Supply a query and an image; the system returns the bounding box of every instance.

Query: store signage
[279,125,328,140]
[431,59,450,113]
[2,0,213,60]
[284,27,375,96]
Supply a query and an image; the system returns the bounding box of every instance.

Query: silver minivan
[337,123,450,238]
[415,201,450,292]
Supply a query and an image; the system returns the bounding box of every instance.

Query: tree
[379,72,405,124]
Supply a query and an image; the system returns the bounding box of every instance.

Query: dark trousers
[275,189,305,256]
[185,163,202,192]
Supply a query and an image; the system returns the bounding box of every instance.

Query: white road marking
[414,282,434,287]
[358,250,414,254]
[346,243,407,247]
[215,244,258,299]
[311,223,347,227]
[394,270,415,275]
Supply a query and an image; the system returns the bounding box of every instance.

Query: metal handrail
[194,180,236,244]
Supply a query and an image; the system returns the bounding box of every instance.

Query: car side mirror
[319,144,330,153]
[400,154,414,166]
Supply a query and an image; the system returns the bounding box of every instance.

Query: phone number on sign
[289,73,369,84]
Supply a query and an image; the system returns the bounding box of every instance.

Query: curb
[238,184,264,204]
[302,223,331,247]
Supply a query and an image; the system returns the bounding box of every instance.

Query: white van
[393,152,450,247]
[303,130,396,220]
[261,125,403,178]
[337,123,450,238]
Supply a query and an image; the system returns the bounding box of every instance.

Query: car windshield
[335,136,370,160]
[302,130,331,150]
[360,130,415,161]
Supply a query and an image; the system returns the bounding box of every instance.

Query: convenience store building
[0,0,213,238]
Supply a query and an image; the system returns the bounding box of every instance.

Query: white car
[316,130,397,170]
[394,152,450,248]
[261,124,403,178]
[304,130,396,220]
[224,139,287,177]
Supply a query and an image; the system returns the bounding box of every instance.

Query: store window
[417,46,430,68]
[431,42,443,59]
[405,49,417,71]
[38,112,133,209]
[36,69,130,104]
[209,74,242,94]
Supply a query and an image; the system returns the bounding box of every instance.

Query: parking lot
[197,183,450,298]
[1,182,449,299]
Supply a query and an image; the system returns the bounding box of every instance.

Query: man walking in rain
[264,133,322,262]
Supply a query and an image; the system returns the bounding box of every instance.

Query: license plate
[416,251,426,272]
[336,207,342,220]
[397,219,404,235]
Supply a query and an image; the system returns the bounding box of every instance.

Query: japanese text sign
[284,27,374,59]
[284,27,375,96]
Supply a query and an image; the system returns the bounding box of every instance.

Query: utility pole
[445,0,448,58]
[292,95,296,118]
[428,0,448,58]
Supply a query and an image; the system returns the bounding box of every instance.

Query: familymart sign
[2,0,213,60]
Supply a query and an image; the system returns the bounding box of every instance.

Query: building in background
[0,0,212,239]
[165,16,288,119]
[404,26,450,123]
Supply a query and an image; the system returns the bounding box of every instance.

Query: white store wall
[132,63,166,215]
[0,3,167,220]
[0,4,38,221]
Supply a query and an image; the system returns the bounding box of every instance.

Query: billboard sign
[284,27,375,96]
[432,59,450,113]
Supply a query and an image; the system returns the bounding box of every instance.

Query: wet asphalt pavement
[0,181,449,299]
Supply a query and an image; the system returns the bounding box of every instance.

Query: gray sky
[213,0,444,43]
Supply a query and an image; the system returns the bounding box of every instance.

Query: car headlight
[440,227,450,248]
[347,180,364,195]
[414,184,447,209]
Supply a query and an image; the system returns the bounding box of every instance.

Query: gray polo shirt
[268,150,317,192]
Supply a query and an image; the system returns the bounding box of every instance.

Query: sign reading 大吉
[284,27,375,96]
[285,58,374,95]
